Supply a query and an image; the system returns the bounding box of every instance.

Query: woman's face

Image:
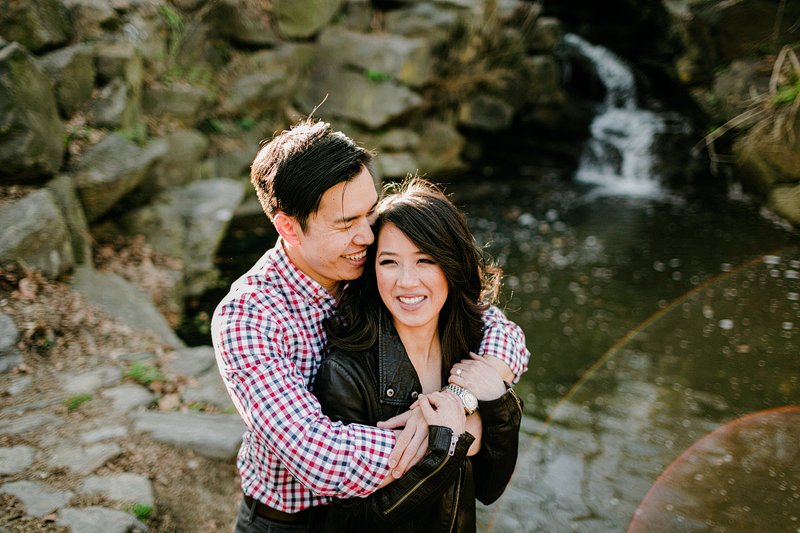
[375,223,449,333]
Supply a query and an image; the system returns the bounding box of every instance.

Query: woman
[313,178,523,532]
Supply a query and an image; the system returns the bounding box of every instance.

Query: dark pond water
[194,33,799,530]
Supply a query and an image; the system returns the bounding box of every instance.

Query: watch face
[463,391,478,412]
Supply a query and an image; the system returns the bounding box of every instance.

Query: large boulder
[118,178,246,296]
[0,189,73,278]
[317,27,433,88]
[39,44,96,117]
[297,67,423,130]
[734,112,800,194]
[64,0,119,42]
[0,42,65,181]
[142,129,209,191]
[72,133,163,222]
[46,175,93,267]
[204,0,278,47]
[90,77,143,132]
[416,120,466,176]
[273,0,344,39]
[769,185,800,226]
[142,82,211,124]
[71,265,185,348]
[0,0,71,53]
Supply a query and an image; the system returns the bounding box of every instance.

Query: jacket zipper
[383,452,452,515]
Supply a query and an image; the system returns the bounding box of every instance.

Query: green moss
[64,394,92,411]
[125,362,164,386]
[131,503,153,520]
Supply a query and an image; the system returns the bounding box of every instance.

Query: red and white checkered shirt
[212,242,529,512]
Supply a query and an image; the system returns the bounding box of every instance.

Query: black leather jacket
[313,321,523,533]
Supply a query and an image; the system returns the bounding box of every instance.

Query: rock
[204,0,278,47]
[47,442,122,474]
[142,83,211,123]
[383,3,463,47]
[458,94,515,131]
[1,481,74,517]
[375,152,418,179]
[46,175,94,266]
[65,0,119,41]
[71,266,185,348]
[95,41,143,86]
[0,189,73,278]
[82,473,155,506]
[0,412,64,436]
[133,411,245,459]
[0,42,65,181]
[318,27,433,88]
[273,0,343,39]
[376,129,421,151]
[80,425,128,444]
[90,77,143,131]
[39,43,95,116]
[101,383,155,413]
[0,311,22,373]
[220,71,289,117]
[769,185,800,226]
[119,6,168,64]
[4,375,32,396]
[0,445,36,475]
[165,346,215,378]
[181,370,233,410]
[59,366,123,395]
[57,506,148,533]
[0,0,71,52]
[339,0,373,32]
[72,133,160,221]
[119,178,245,296]
[734,115,800,194]
[297,68,423,130]
[143,130,209,191]
[416,120,466,176]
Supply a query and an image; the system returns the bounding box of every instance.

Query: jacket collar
[377,312,424,407]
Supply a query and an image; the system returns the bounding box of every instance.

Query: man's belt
[243,494,311,524]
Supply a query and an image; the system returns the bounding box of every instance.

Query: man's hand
[483,354,515,383]
[378,408,429,481]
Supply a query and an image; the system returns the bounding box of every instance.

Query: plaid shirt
[212,242,529,512]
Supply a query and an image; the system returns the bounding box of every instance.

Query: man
[212,119,529,532]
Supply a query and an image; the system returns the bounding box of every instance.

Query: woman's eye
[419,258,435,264]
[378,260,396,266]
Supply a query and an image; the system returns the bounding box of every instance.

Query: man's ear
[274,213,303,246]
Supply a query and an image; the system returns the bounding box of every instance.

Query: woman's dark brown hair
[325,177,502,375]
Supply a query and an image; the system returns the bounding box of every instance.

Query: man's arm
[478,305,530,383]
[213,298,395,498]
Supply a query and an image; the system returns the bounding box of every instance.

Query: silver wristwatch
[445,384,479,415]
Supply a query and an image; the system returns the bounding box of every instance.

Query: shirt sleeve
[478,305,530,383]
[212,295,394,498]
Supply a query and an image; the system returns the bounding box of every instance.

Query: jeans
[233,499,327,533]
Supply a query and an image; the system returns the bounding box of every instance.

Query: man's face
[291,166,378,294]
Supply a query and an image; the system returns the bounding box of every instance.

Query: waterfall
[564,33,667,197]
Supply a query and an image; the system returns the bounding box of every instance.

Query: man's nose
[352,218,374,245]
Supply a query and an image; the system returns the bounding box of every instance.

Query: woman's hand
[419,391,466,435]
[449,352,507,401]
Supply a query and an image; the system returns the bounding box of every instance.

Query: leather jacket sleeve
[314,356,476,531]
[471,387,524,505]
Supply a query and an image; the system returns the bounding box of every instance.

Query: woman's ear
[274,212,302,246]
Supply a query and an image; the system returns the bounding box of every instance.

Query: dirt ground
[0,263,242,532]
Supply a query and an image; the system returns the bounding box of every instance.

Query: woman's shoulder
[320,345,378,376]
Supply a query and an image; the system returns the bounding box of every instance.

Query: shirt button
[386,388,395,398]
[410,391,419,399]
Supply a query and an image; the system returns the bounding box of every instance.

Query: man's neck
[281,240,343,298]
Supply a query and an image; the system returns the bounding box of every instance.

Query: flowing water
[203,35,800,533]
